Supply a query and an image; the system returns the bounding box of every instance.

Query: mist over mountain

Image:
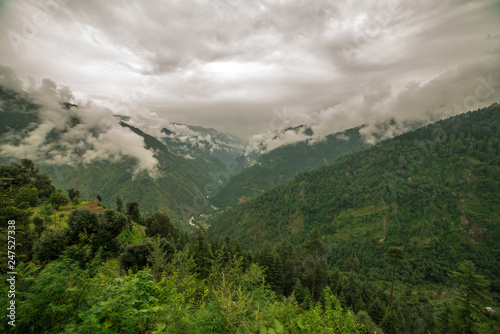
[0,66,159,176]
[0,66,246,174]
[1,1,500,332]
[0,72,244,221]
[160,122,246,162]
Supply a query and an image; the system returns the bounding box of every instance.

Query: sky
[0,0,500,144]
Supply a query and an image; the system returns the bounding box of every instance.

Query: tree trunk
[311,252,317,302]
[389,265,396,307]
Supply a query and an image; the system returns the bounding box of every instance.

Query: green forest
[0,85,223,221]
[1,104,499,333]
[211,127,371,208]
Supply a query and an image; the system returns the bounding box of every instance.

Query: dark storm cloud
[0,0,499,144]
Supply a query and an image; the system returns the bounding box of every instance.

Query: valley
[1,90,499,333]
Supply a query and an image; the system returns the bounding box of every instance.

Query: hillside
[38,122,226,222]
[210,127,371,208]
[211,104,500,290]
[2,146,498,333]
[0,86,39,136]
[0,85,224,224]
[161,122,246,163]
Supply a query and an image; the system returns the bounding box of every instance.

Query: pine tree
[126,201,141,223]
[435,297,456,334]
[368,297,386,325]
[256,243,282,291]
[347,257,360,306]
[329,267,344,295]
[193,228,211,278]
[380,308,400,334]
[450,260,490,334]
[385,246,404,308]
[147,237,168,282]
[304,228,325,302]
[276,240,296,296]
[115,196,123,212]
[355,310,385,334]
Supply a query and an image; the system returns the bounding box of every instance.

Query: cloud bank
[0,0,499,151]
[0,67,159,176]
[245,50,500,155]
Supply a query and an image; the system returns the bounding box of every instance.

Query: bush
[93,210,128,254]
[120,241,151,272]
[16,257,88,333]
[145,212,178,239]
[33,228,69,263]
[67,207,98,241]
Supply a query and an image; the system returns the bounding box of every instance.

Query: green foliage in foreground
[0,158,498,333]
[1,255,364,334]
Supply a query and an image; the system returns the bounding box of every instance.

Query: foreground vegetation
[1,103,500,333]
[1,156,499,333]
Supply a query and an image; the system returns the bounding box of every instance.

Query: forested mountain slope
[0,85,224,222]
[41,122,225,219]
[161,122,246,163]
[211,104,500,290]
[211,127,371,208]
[1,106,499,333]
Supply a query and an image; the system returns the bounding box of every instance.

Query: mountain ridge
[210,104,500,289]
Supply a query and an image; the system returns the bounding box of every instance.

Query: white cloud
[0,0,498,140]
[0,70,159,177]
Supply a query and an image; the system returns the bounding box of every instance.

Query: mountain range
[0,84,375,227]
[1,81,499,332]
[209,103,500,290]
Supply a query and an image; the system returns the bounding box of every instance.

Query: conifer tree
[115,196,123,212]
[329,267,344,295]
[256,243,281,291]
[347,257,360,305]
[450,260,490,334]
[380,307,400,334]
[385,246,404,307]
[368,297,386,325]
[147,237,168,282]
[304,228,325,302]
[276,240,296,296]
[435,297,456,334]
[126,201,141,223]
[193,228,211,278]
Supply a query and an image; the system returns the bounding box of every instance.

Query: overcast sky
[1,0,499,139]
